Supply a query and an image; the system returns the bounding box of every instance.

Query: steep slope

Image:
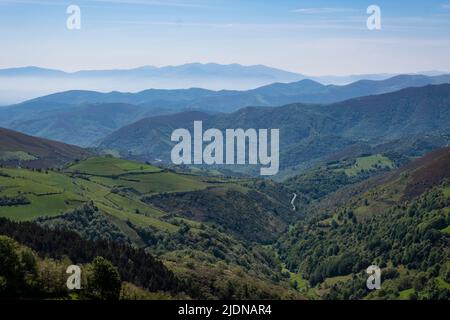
[0,127,91,168]
[277,148,450,300]
[98,111,213,159]
[9,103,173,146]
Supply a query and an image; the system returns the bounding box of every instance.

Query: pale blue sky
[1,0,450,75]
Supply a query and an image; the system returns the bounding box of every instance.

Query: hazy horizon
[1,62,450,105]
[1,62,450,77]
[1,0,450,75]
[1,0,450,104]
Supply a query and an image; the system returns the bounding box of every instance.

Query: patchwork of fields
[0,156,282,239]
[0,157,221,230]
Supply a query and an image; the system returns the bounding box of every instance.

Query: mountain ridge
[0,127,91,168]
[98,84,450,174]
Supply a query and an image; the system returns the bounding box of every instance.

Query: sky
[0,0,450,75]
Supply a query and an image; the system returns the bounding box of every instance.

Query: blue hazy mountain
[2,63,448,105]
[1,74,450,146]
[17,74,450,108]
[97,84,450,173]
[0,63,307,104]
[0,63,304,80]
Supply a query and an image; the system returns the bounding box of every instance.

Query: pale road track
[291,193,297,211]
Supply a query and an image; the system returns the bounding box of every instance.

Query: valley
[0,131,448,299]
[0,80,449,301]
[2,0,450,306]
[0,153,301,299]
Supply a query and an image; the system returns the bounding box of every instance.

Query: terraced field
[0,156,269,238]
[0,157,216,230]
[0,168,84,220]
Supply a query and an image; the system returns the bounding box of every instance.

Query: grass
[0,194,83,221]
[0,151,37,161]
[323,274,353,287]
[98,203,177,233]
[278,260,319,299]
[0,168,84,220]
[289,272,308,290]
[398,288,415,300]
[90,172,209,195]
[67,157,161,176]
[443,186,450,198]
[436,277,450,290]
[0,156,212,235]
[441,225,450,234]
[105,193,165,218]
[0,156,263,238]
[343,154,394,177]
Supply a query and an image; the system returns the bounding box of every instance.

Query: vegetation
[0,235,179,300]
[87,257,122,300]
[278,158,450,300]
[0,156,301,299]
[1,139,449,300]
[0,218,182,295]
[284,154,395,202]
[0,195,30,207]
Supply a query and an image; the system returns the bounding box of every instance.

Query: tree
[88,256,121,300]
[0,236,39,297]
[0,236,26,296]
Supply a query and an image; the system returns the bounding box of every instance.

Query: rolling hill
[2,74,450,147]
[0,127,91,168]
[0,127,448,300]
[0,153,300,299]
[12,74,450,109]
[98,84,450,174]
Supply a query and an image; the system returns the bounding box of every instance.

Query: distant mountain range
[1,74,450,147]
[0,64,302,80]
[1,63,448,104]
[0,63,304,104]
[20,74,450,108]
[98,84,450,174]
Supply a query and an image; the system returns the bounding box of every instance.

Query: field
[0,156,253,236]
[0,157,206,231]
[343,154,394,177]
[67,156,161,176]
[0,151,37,161]
[0,168,84,220]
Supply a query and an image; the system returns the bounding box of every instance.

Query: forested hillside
[98,85,450,175]
[277,148,450,299]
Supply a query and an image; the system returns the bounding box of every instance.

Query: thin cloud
[0,0,212,8]
[89,0,213,8]
[97,19,365,31]
[292,7,358,14]
[0,0,64,5]
[442,4,450,9]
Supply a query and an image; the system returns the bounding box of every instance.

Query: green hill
[0,155,300,299]
[278,148,450,300]
[98,84,450,175]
